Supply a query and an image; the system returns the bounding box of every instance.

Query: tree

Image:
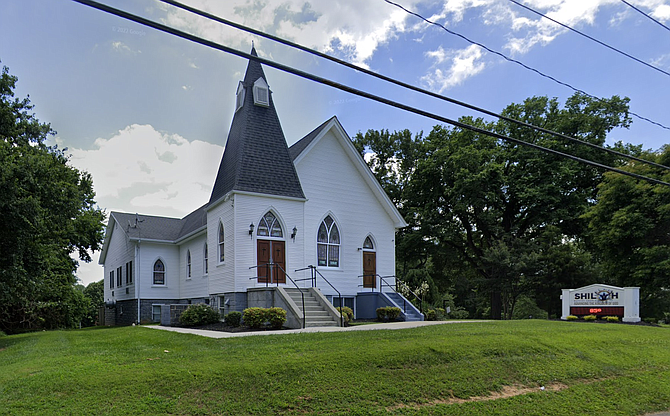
[81,279,105,327]
[355,93,631,319]
[584,146,670,318]
[0,64,105,333]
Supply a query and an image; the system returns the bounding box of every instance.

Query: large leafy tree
[584,147,670,318]
[356,93,631,319]
[0,65,105,333]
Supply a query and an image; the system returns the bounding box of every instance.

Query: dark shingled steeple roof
[208,46,305,204]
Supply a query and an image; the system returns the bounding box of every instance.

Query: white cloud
[651,4,670,22]
[421,45,486,92]
[61,124,223,218]
[111,41,141,54]
[160,0,419,67]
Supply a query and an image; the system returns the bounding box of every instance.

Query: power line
[70,0,670,188]
[158,0,670,172]
[384,0,670,132]
[620,0,670,33]
[508,0,670,78]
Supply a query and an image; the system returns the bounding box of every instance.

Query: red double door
[257,239,286,284]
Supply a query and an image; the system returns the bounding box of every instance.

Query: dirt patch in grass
[386,382,570,411]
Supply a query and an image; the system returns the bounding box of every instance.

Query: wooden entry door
[363,251,376,288]
[257,240,286,284]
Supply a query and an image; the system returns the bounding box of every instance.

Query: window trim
[153,258,166,286]
[317,214,341,269]
[186,249,192,279]
[203,242,209,276]
[218,221,225,264]
[117,266,123,287]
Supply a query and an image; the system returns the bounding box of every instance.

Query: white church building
[99,47,422,327]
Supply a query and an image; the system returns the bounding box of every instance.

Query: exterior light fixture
[249,223,255,237]
[291,226,298,241]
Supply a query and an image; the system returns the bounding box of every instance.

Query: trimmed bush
[583,314,597,321]
[450,308,469,319]
[605,316,620,322]
[0,329,6,337]
[566,315,578,321]
[267,307,287,329]
[336,306,354,323]
[179,304,221,326]
[225,311,242,327]
[425,309,437,321]
[243,307,267,329]
[376,307,388,321]
[386,307,401,321]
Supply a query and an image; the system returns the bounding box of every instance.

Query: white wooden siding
[103,220,136,303]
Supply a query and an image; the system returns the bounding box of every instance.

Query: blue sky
[2,0,669,285]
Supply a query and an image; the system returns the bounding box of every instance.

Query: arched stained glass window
[153,259,165,285]
[218,222,225,263]
[204,243,209,274]
[187,250,192,278]
[257,211,283,238]
[317,215,340,267]
[363,236,374,250]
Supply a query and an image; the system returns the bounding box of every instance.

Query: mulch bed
[184,322,285,333]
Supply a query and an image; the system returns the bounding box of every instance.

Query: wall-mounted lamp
[291,226,298,241]
[249,223,255,238]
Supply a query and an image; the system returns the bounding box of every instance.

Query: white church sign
[561,284,640,323]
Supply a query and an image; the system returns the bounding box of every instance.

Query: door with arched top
[362,236,376,288]
[256,211,286,284]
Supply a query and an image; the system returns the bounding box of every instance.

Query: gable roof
[208,46,305,205]
[289,116,408,229]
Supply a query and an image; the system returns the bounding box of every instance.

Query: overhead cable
[620,0,670,33]
[384,0,670,131]
[70,0,670,188]
[508,0,670,78]
[158,0,670,172]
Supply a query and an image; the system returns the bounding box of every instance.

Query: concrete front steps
[283,288,342,328]
[384,292,424,321]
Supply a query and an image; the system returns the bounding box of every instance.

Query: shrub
[583,314,597,321]
[450,308,469,319]
[179,304,221,326]
[267,307,287,329]
[605,316,620,322]
[225,311,242,327]
[243,307,267,329]
[376,307,388,321]
[512,295,549,320]
[386,307,401,321]
[435,308,446,320]
[566,315,578,321]
[0,330,6,337]
[425,309,437,321]
[336,306,354,323]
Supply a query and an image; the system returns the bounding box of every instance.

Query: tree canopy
[355,93,646,319]
[0,64,105,333]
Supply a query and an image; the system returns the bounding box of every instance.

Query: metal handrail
[249,263,305,329]
[358,273,423,314]
[296,265,344,327]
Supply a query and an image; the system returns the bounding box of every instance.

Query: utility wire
[70,0,670,188]
[508,0,670,78]
[620,0,670,33]
[385,0,670,131]
[159,0,670,172]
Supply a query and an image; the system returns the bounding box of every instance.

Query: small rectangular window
[117,266,122,287]
[152,305,161,323]
[110,271,114,289]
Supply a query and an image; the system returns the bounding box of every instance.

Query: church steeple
[208,47,305,205]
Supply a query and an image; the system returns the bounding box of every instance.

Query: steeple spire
[208,47,305,205]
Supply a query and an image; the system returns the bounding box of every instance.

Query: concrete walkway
[146,320,490,339]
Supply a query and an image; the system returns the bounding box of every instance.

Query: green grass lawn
[1,321,670,415]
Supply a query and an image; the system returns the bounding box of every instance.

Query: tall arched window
[218,222,225,263]
[318,215,340,267]
[153,259,165,285]
[204,243,209,274]
[186,250,191,278]
[257,211,283,237]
